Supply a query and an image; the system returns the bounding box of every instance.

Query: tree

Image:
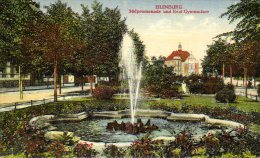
[0,0,41,99]
[142,56,180,98]
[129,29,145,65]
[24,1,83,101]
[220,0,260,88]
[81,1,127,81]
[234,40,259,97]
[202,39,228,79]
[220,0,260,42]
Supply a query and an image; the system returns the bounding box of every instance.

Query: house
[0,62,74,88]
[165,43,199,76]
[0,62,31,88]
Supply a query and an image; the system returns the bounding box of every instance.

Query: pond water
[55,117,229,143]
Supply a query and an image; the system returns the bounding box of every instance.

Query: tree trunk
[59,75,62,95]
[222,63,225,82]
[19,65,23,100]
[54,60,58,102]
[90,76,93,94]
[81,76,84,92]
[244,67,248,97]
[229,65,233,84]
[47,77,49,88]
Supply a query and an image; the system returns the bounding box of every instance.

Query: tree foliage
[142,56,180,98]
[80,1,127,79]
[129,29,145,65]
[201,39,228,75]
[220,0,260,41]
[0,0,41,70]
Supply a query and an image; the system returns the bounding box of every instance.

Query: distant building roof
[165,50,190,62]
[165,43,191,62]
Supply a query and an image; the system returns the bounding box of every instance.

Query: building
[165,43,199,76]
[0,62,31,88]
[0,62,74,88]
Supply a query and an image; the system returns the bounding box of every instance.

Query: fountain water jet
[119,34,142,123]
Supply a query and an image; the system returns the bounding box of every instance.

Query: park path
[0,85,89,105]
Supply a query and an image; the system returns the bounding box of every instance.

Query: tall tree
[0,0,41,99]
[220,0,260,91]
[142,56,179,98]
[81,1,127,81]
[202,39,228,78]
[24,1,83,101]
[129,29,145,65]
[220,0,260,42]
[235,40,259,97]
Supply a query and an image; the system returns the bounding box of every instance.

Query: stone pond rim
[29,109,245,152]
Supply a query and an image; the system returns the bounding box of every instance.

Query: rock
[151,129,172,138]
[168,113,207,121]
[106,142,132,148]
[29,115,54,129]
[206,118,244,128]
[44,131,74,141]
[152,136,175,142]
[47,126,58,131]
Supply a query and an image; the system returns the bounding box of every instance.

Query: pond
[54,117,230,143]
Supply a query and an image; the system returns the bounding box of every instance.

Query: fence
[0,93,89,113]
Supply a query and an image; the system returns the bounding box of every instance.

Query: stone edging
[29,109,244,151]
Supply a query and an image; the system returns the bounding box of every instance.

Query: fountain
[119,34,142,123]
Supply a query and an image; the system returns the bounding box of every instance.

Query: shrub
[225,83,235,91]
[188,82,204,94]
[203,77,224,94]
[103,145,125,158]
[24,139,46,157]
[186,75,225,94]
[74,142,98,157]
[92,86,115,100]
[129,137,165,158]
[215,88,236,103]
[48,141,66,158]
[97,80,121,93]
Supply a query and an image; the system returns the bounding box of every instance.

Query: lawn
[162,95,260,113]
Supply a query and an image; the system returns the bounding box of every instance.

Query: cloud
[149,18,173,30]
[184,15,195,21]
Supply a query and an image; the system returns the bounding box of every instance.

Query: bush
[188,82,204,94]
[226,83,235,91]
[98,80,121,93]
[129,137,165,158]
[74,142,98,157]
[203,77,224,94]
[48,141,66,158]
[186,75,224,94]
[215,88,236,103]
[103,145,125,158]
[92,86,115,100]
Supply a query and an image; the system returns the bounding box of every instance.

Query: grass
[151,95,260,133]
[160,95,260,113]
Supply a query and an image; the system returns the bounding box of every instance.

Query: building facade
[165,43,199,76]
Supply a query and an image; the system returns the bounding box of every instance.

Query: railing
[0,93,89,113]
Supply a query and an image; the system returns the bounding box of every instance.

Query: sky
[35,0,238,62]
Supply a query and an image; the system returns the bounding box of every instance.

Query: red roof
[165,50,190,62]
